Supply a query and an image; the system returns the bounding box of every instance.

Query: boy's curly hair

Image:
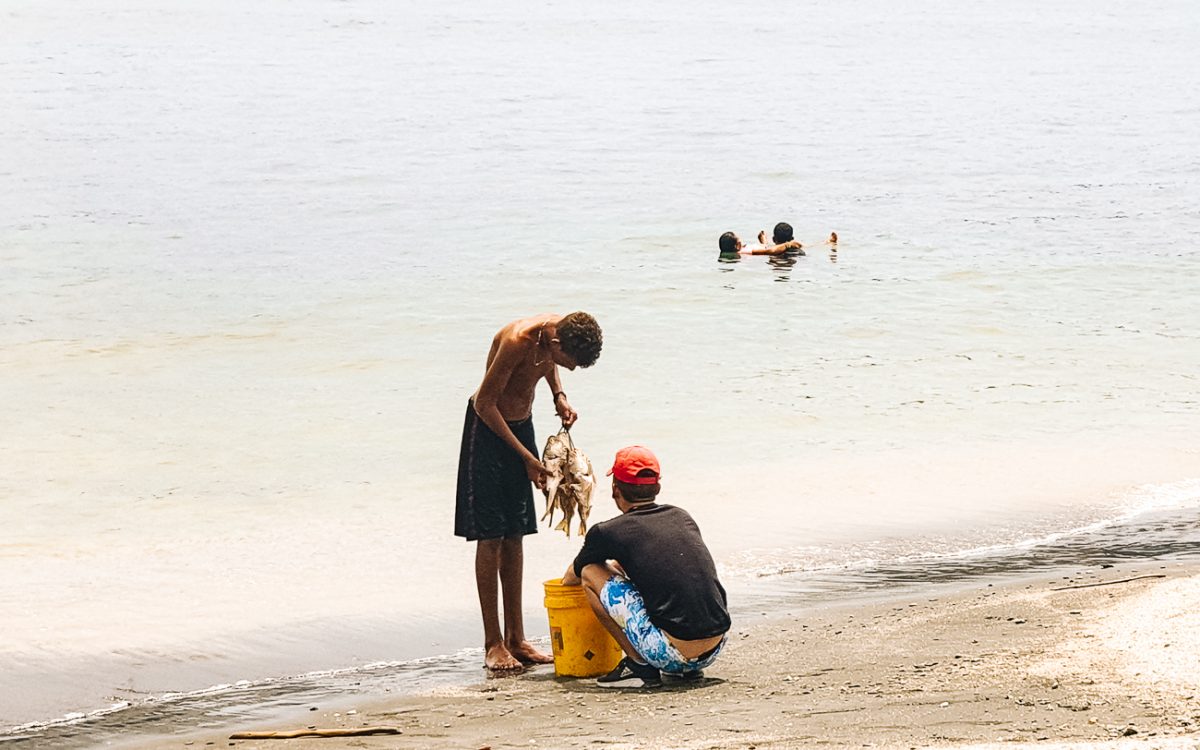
[557,311,603,368]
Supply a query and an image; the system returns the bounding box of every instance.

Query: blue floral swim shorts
[598,575,726,675]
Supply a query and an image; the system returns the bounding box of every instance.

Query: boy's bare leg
[499,535,553,664]
[475,539,522,671]
[580,563,642,661]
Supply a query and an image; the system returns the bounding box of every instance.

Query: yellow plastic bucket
[543,578,623,677]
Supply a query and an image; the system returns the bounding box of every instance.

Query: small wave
[1,636,560,749]
[4,701,133,741]
[736,478,1200,581]
[1,645,488,743]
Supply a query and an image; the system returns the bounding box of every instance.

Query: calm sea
[2,0,1198,744]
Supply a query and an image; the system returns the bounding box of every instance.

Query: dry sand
[150,562,1200,750]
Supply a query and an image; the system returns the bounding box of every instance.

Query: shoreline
[5,463,1196,738]
[126,559,1200,750]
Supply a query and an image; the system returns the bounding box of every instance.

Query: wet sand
[143,561,1200,750]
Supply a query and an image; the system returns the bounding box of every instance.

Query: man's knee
[579,563,615,594]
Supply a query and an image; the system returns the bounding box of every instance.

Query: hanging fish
[539,428,595,537]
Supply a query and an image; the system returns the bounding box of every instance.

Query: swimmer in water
[717,225,803,257]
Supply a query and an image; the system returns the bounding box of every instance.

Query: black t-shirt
[571,503,730,641]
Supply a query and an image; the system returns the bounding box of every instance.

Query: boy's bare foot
[508,641,554,665]
[484,644,525,672]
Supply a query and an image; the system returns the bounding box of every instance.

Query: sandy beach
[136,561,1200,750]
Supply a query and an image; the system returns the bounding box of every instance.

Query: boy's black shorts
[454,400,539,541]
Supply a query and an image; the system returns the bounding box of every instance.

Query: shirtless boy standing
[455,312,603,671]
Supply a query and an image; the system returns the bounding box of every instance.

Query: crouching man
[561,446,730,688]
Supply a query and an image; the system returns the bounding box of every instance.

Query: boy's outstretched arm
[561,564,581,586]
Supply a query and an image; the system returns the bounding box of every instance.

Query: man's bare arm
[561,564,581,586]
[474,338,547,486]
[544,366,577,427]
[750,240,804,256]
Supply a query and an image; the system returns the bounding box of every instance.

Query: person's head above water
[718,231,740,254]
[556,311,603,368]
[772,222,794,244]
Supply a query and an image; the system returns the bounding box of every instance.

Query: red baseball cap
[607,445,662,485]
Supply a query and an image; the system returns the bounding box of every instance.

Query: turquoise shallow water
[2,0,1199,740]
